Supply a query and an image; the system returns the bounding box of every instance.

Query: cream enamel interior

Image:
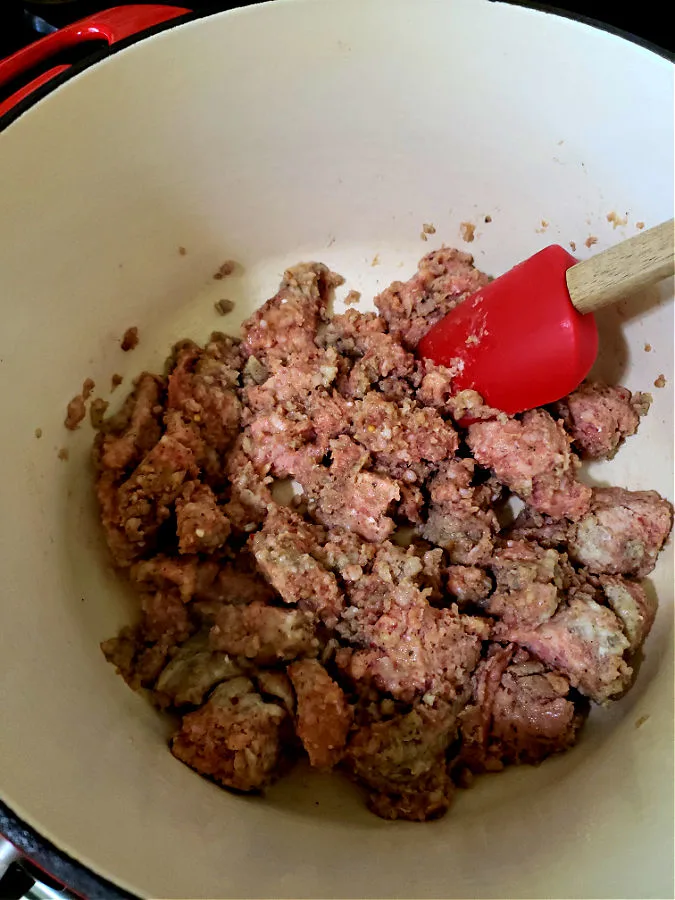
[0,1,673,897]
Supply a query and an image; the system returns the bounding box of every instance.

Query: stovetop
[0,1,673,59]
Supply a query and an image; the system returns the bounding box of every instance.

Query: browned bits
[65,378,95,430]
[484,215,492,224]
[460,222,475,243]
[34,428,42,439]
[636,221,645,230]
[121,326,139,352]
[111,373,123,391]
[344,290,361,306]
[90,397,110,430]
[607,211,628,229]
[569,241,577,252]
[585,235,598,249]
[178,246,187,256]
[420,232,428,241]
[654,374,666,388]
[635,715,650,728]
[57,447,69,461]
[644,343,652,353]
[422,223,436,235]
[214,298,235,316]
[213,260,237,280]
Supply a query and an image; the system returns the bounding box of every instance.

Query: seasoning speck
[422,223,436,235]
[35,428,42,439]
[569,241,577,252]
[644,343,652,353]
[536,219,549,233]
[213,260,237,280]
[654,374,666,388]
[460,222,475,243]
[585,235,598,249]
[121,326,139,352]
[635,714,650,729]
[344,290,361,306]
[484,215,492,224]
[58,448,69,461]
[371,254,380,267]
[178,246,187,256]
[214,298,235,316]
[636,221,645,230]
[111,373,123,391]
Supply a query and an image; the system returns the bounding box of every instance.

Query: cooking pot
[0,2,673,897]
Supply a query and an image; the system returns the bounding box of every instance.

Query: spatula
[418,219,674,414]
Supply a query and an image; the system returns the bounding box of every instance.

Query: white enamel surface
[0,1,673,897]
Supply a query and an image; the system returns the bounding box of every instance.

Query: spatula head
[418,245,598,415]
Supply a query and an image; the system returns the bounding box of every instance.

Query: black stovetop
[1,1,673,59]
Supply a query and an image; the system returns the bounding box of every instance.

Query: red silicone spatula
[418,219,674,414]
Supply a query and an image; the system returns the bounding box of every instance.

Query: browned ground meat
[65,377,95,430]
[95,253,672,821]
[171,678,287,791]
[467,409,592,520]
[568,487,673,578]
[287,660,353,769]
[121,326,139,351]
[553,381,650,460]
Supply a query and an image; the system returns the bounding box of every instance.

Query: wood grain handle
[566,219,674,314]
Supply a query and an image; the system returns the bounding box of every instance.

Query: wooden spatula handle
[566,218,674,314]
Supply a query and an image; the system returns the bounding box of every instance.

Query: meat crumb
[57,447,69,461]
[111,373,123,391]
[371,254,380,266]
[34,428,42,439]
[90,397,110,430]
[214,299,235,316]
[65,378,95,430]
[420,232,428,242]
[569,241,577,252]
[654,374,666,388]
[213,260,237,280]
[636,221,645,230]
[121,327,139,352]
[344,290,361,306]
[585,236,598,249]
[635,715,650,728]
[484,215,492,224]
[536,220,549,233]
[422,223,436,235]
[644,344,652,352]
[460,222,475,243]
[606,212,628,229]
[178,246,187,256]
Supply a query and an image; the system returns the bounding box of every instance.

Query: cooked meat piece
[294,436,400,544]
[140,590,194,643]
[154,632,245,708]
[375,247,489,349]
[460,647,586,771]
[131,555,219,604]
[397,484,425,525]
[251,506,344,627]
[167,334,242,474]
[345,701,458,821]
[242,262,342,368]
[317,528,377,581]
[246,407,315,478]
[193,557,277,609]
[175,482,231,554]
[568,487,673,578]
[467,409,592,520]
[95,372,165,471]
[210,601,319,663]
[554,381,649,460]
[337,543,487,703]
[351,393,458,479]
[255,671,296,715]
[116,431,198,556]
[494,595,631,703]
[507,506,570,549]
[416,361,456,412]
[171,678,287,792]
[287,660,353,769]
[223,440,273,530]
[96,470,140,567]
[101,627,174,691]
[446,565,493,605]
[481,540,563,627]
[338,332,414,399]
[421,459,498,565]
[599,575,657,652]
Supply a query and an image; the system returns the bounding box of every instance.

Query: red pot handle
[0,5,191,119]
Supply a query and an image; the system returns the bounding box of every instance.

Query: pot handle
[0,4,191,119]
